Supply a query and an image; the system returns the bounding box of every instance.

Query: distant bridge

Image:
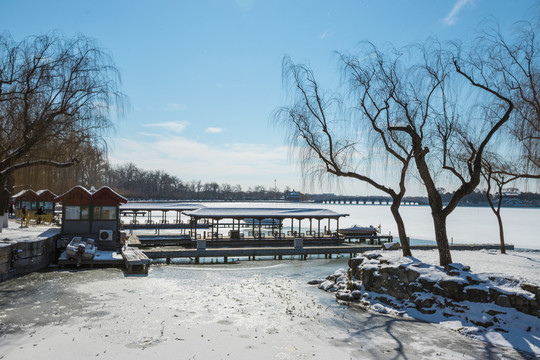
[310,195,428,206]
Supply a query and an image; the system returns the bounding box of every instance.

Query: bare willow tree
[383,19,535,266]
[276,53,414,257]
[481,157,520,255]
[0,32,126,227]
[382,39,514,265]
[472,19,540,255]
[13,136,109,193]
[502,20,540,171]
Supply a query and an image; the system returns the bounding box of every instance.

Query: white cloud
[320,29,331,40]
[136,132,165,138]
[235,0,255,14]
[167,103,187,111]
[443,0,473,26]
[108,135,299,189]
[205,127,224,134]
[142,121,188,134]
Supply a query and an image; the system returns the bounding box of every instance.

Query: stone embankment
[316,253,539,324]
[0,235,59,282]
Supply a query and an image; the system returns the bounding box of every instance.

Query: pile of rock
[314,253,539,321]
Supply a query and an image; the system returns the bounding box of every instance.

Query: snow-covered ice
[324,249,540,358]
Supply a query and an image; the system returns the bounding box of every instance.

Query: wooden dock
[134,234,192,247]
[58,250,124,267]
[143,244,383,264]
[58,232,514,270]
[141,242,514,264]
[57,234,151,274]
[121,247,150,274]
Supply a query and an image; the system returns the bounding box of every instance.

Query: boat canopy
[120,203,205,212]
[183,207,349,220]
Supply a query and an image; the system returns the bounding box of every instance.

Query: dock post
[329,254,332,259]
[195,257,199,264]
[224,256,228,264]
[278,255,282,260]
[166,257,171,265]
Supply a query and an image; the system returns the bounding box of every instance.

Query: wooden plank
[125,234,141,247]
[142,244,378,259]
[122,247,150,267]
[141,243,513,260]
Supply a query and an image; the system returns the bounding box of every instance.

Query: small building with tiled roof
[54,186,128,250]
[12,189,56,215]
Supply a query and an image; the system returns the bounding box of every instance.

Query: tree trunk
[390,201,412,256]
[0,175,10,228]
[495,211,506,254]
[0,178,9,230]
[0,173,15,230]
[432,211,453,266]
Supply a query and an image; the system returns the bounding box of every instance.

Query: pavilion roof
[54,185,127,206]
[183,207,348,220]
[36,189,57,201]
[12,189,38,201]
[120,202,204,212]
[92,186,128,205]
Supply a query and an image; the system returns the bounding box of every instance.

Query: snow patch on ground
[320,249,540,357]
[0,220,60,244]
[378,249,540,287]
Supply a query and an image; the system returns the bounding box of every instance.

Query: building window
[81,207,89,220]
[101,206,116,220]
[93,207,102,220]
[65,206,80,220]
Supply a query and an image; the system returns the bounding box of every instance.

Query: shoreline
[318,249,540,357]
[0,254,537,359]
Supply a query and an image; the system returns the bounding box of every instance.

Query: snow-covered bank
[317,249,540,357]
[378,249,540,289]
[1,260,527,359]
[0,219,60,243]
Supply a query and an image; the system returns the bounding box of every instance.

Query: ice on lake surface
[1,202,538,359]
[0,260,532,359]
[124,201,540,250]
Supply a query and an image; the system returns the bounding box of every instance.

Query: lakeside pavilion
[54,186,127,249]
[12,189,57,216]
[183,207,349,240]
[119,202,204,226]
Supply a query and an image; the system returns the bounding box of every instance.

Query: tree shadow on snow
[327,307,536,359]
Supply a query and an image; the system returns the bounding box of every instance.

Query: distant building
[54,186,127,250]
[12,189,56,216]
[285,190,301,202]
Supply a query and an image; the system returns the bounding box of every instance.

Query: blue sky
[1,0,536,195]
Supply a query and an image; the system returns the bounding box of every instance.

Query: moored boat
[243,218,282,226]
[338,225,380,236]
[66,237,97,260]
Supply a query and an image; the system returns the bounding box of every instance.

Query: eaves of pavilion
[183,207,349,240]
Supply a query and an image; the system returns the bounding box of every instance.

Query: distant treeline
[13,161,293,201]
[12,159,540,205]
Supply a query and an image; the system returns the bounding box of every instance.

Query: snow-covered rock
[319,249,540,357]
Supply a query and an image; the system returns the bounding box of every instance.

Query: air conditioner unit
[99,230,113,242]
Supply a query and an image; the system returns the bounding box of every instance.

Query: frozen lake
[1,202,538,359]
[126,202,540,250]
[0,260,529,359]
